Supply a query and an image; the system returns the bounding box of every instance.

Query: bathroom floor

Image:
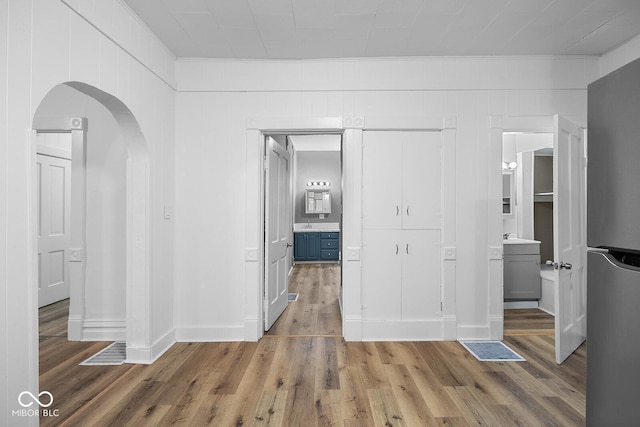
[504,308,554,336]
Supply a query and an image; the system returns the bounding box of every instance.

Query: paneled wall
[174,56,596,341]
[1,0,175,423]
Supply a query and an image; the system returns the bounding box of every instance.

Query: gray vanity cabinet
[504,241,541,300]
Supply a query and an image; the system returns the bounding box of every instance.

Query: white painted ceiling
[123,0,640,59]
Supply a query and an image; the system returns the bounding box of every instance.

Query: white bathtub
[539,265,555,315]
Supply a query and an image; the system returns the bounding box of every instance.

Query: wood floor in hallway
[266,263,342,337]
[39,299,585,426]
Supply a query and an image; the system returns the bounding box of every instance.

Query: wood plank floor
[504,308,555,337]
[40,299,585,426]
[266,263,342,337]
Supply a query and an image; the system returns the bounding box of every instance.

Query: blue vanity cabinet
[320,232,339,261]
[294,232,320,261]
[294,231,339,261]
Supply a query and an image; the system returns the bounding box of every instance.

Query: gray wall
[534,155,554,262]
[294,150,342,224]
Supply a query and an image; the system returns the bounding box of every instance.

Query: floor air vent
[80,341,126,366]
[460,341,525,362]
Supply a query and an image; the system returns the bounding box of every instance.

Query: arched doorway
[32,82,150,361]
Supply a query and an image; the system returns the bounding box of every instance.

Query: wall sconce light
[502,161,517,170]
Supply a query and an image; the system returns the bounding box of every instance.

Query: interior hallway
[39,287,585,426]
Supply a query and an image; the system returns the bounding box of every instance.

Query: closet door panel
[402,132,442,230]
[363,230,402,320]
[401,230,442,320]
[363,131,402,230]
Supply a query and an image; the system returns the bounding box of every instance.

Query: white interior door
[265,137,292,330]
[553,115,587,364]
[37,154,72,308]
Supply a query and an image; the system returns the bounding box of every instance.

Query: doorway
[264,134,343,337]
[495,115,587,363]
[32,82,151,362]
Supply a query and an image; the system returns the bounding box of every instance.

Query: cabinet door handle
[406,206,410,216]
[395,244,399,255]
[396,205,399,216]
[406,243,409,254]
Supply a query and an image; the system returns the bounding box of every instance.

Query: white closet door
[362,132,402,230]
[37,154,72,308]
[401,230,442,320]
[402,132,441,230]
[363,230,402,320]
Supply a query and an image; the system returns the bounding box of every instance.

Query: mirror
[503,170,514,216]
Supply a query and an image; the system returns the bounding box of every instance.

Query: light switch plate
[164,205,172,220]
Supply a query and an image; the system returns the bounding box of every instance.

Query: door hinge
[440,302,443,312]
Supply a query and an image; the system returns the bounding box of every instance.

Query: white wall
[174,56,596,341]
[599,33,640,78]
[1,0,175,424]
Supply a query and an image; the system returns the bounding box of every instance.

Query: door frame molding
[245,116,457,342]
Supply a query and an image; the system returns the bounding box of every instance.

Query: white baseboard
[504,301,539,309]
[175,325,244,342]
[82,318,126,341]
[489,315,504,340]
[126,346,152,364]
[442,316,457,340]
[244,317,260,341]
[67,315,83,341]
[343,316,362,341]
[125,329,176,364]
[362,319,444,341]
[457,324,491,340]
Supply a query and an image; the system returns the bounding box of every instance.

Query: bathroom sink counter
[503,238,541,245]
[294,222,340,233]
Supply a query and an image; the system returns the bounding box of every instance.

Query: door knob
[286,242,293,247]
[560,262,572,270]
[550,261,572,270]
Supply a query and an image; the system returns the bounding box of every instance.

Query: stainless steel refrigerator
[587,57,640,426]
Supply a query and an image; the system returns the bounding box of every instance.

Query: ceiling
[123,0,640,59]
